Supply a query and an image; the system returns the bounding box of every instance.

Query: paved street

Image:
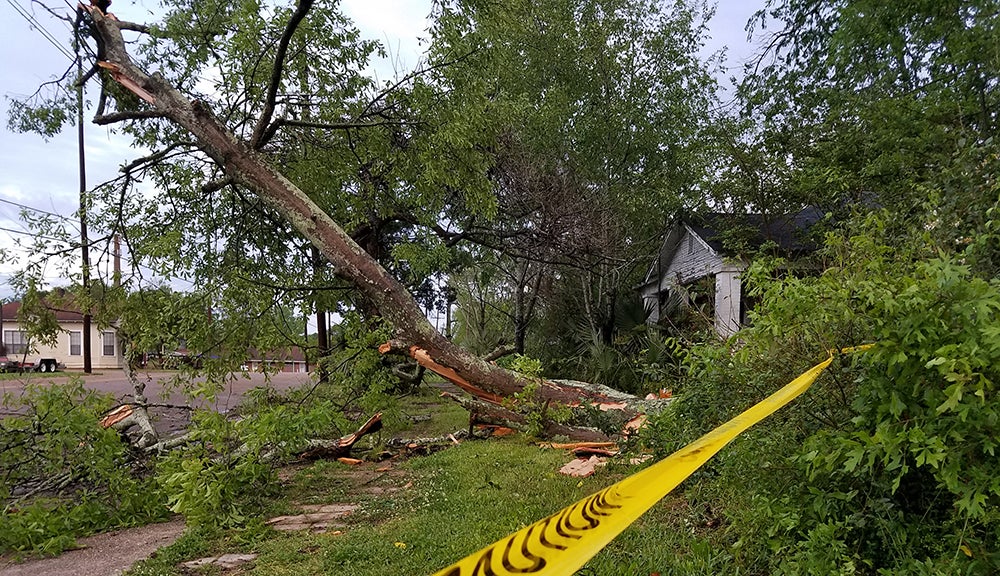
[0,369,316,436]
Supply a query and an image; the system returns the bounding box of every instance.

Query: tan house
[0,300,123,370]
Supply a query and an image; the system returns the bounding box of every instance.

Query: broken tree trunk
[389,341,674,440]
[101,339,158,448]
[441,392,612,442]
[85,4,540,401]
[298,412,383,460]
[83,4,662,440]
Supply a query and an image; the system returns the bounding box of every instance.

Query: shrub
[0,381,167,555]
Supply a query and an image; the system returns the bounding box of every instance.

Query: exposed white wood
[714,265,744,337]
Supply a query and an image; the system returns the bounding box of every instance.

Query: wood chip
[623,414,647,433]
[559,455,606,477]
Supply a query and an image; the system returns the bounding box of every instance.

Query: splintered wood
[558,455,607,477]
[298,413,382,460]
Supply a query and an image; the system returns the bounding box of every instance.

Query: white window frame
[69,330,82,356]
[3,330,28,355]
[101,331,116,357]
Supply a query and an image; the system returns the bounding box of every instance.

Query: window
[3,330,27,355]
[101,331,116,356]
[69,331,82,356]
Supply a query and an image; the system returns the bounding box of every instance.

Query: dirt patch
[0,519,185,576]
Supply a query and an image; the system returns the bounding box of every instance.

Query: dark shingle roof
[686,206,825,255]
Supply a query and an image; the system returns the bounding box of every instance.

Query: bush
[0,381,168,555]
[640,215,1000,574]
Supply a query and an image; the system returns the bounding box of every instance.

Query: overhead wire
[4,0,75,61]
[1,238,200,290]
[0,224,73,244]
[0,197,77,223]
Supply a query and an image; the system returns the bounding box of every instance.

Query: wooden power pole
[77,42,92,373]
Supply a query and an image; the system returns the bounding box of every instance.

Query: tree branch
[120,141,194,172]
[249,0,315,149]
[94,109,166,125]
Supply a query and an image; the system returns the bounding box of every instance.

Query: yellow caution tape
[431,345,873,576]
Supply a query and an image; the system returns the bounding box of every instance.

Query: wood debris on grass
[542,441,620,458]
[623,414,647,434]
[558,455,607,477]
[181,553,258,570]
[265,503,359,532]
[298,413,382,460]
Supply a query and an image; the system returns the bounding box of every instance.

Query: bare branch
[359,49,480,119]
[115,21,150,33]
[120,141,194,172]
[93,109,166,125]
[483,344,517,362]
[275,118,421,131]
[249,0,315,149]
[201,176,233,194]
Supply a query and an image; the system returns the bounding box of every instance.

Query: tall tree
[427,0,719,348]
[10,0,718,417]
[740,0,1000,270]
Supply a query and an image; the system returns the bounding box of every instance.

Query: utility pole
[0,297,5,356]
[77,34,92,373]
[311,246,329,381]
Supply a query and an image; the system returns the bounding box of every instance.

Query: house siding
[664,226,726,285]
[641,226,726,323]
[714,266,743,337]
[3,323,122,370]
[641,224,746,335]
[246,359,308,373]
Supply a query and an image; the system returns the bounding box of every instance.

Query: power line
[4,0,75,61]
[0,225,73,244]
[0,197,76,222]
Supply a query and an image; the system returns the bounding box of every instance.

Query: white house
[639,208,823,337]
[0,299,123,370]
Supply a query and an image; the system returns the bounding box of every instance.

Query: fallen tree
[75,1,665,440]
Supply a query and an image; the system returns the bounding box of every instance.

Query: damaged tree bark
[82,3,657,440]
[298,412,383,460]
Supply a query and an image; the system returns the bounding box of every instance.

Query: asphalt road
[0,369,316,436]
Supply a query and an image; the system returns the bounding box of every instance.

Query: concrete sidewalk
[0,519,186,576]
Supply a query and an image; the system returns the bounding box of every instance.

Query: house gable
[640,222,731,325]
[641,207,824,337]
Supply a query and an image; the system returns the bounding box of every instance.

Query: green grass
[125,386,732,575]
[128,439,730,575]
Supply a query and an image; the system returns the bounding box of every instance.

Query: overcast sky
[0,0,766,299]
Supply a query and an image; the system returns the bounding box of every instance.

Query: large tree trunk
[84,6,635,418]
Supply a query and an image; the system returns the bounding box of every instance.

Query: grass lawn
[126,386,727,576]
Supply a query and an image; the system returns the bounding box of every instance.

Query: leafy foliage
[153,313,401,528]
[0,382,167,555]
[640,213,1000,574]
